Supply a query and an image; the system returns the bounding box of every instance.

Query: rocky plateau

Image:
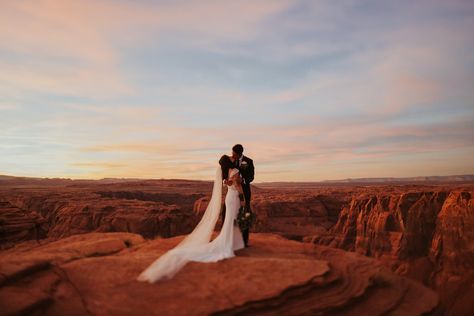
[0,176,473,315]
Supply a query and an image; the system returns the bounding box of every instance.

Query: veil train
[137,166,223,282]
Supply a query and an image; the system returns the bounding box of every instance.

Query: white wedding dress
[137,167,245,283]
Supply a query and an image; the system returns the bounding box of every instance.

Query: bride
[137,155,245,283]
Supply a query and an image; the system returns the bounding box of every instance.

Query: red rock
[0,232,438,315]
[0,182,210,246]
[429,191,474,314]
[1,178,472,315]
[0,200,48,249]
[311,189,474,315]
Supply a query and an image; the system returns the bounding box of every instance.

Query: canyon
[0,176,473,315]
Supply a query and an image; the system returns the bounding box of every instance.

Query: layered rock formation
[247,192,346,240]
[0,232,439,315]
[0,200,48,247]
[309,189,474,315]
[193,187,350,241]
[1,178,472,314]
[0,180,212,248]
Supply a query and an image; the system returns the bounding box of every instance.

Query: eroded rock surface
[0,232,438,316]
[1,178,472,315]
[309,189,474,315]
[0,180,212,248]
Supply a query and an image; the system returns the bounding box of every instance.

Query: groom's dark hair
[232,144,244,155]
[219,155,233,180]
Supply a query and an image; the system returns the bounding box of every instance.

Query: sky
[1,0,473,181]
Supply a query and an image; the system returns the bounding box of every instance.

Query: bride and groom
[137,144,255,283]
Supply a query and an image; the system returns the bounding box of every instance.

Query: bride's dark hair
[219,155,233,180]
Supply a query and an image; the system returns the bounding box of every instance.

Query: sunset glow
[1,0,473,181]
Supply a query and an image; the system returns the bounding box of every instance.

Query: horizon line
[1,173,473,184]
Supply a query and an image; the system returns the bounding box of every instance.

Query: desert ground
[1,176,473,315]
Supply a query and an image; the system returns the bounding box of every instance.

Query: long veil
[137,166,223,283]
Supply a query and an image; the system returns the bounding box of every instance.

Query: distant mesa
[320,174,474,183]
[256,174,474,188]
[1,173,473,185]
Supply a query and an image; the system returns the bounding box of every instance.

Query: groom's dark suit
[235,155,254,246]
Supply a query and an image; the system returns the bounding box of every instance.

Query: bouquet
[235,205,256,231]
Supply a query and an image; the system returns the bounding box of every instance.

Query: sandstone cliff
[0,181,212,248]
[309,190,474,315]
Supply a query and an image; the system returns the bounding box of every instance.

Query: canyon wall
[0,182,211,248]
[309,190,474,315]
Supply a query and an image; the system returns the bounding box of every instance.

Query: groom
[232,144,255,247]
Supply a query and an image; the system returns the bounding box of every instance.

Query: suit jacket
[237,155,254,185]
